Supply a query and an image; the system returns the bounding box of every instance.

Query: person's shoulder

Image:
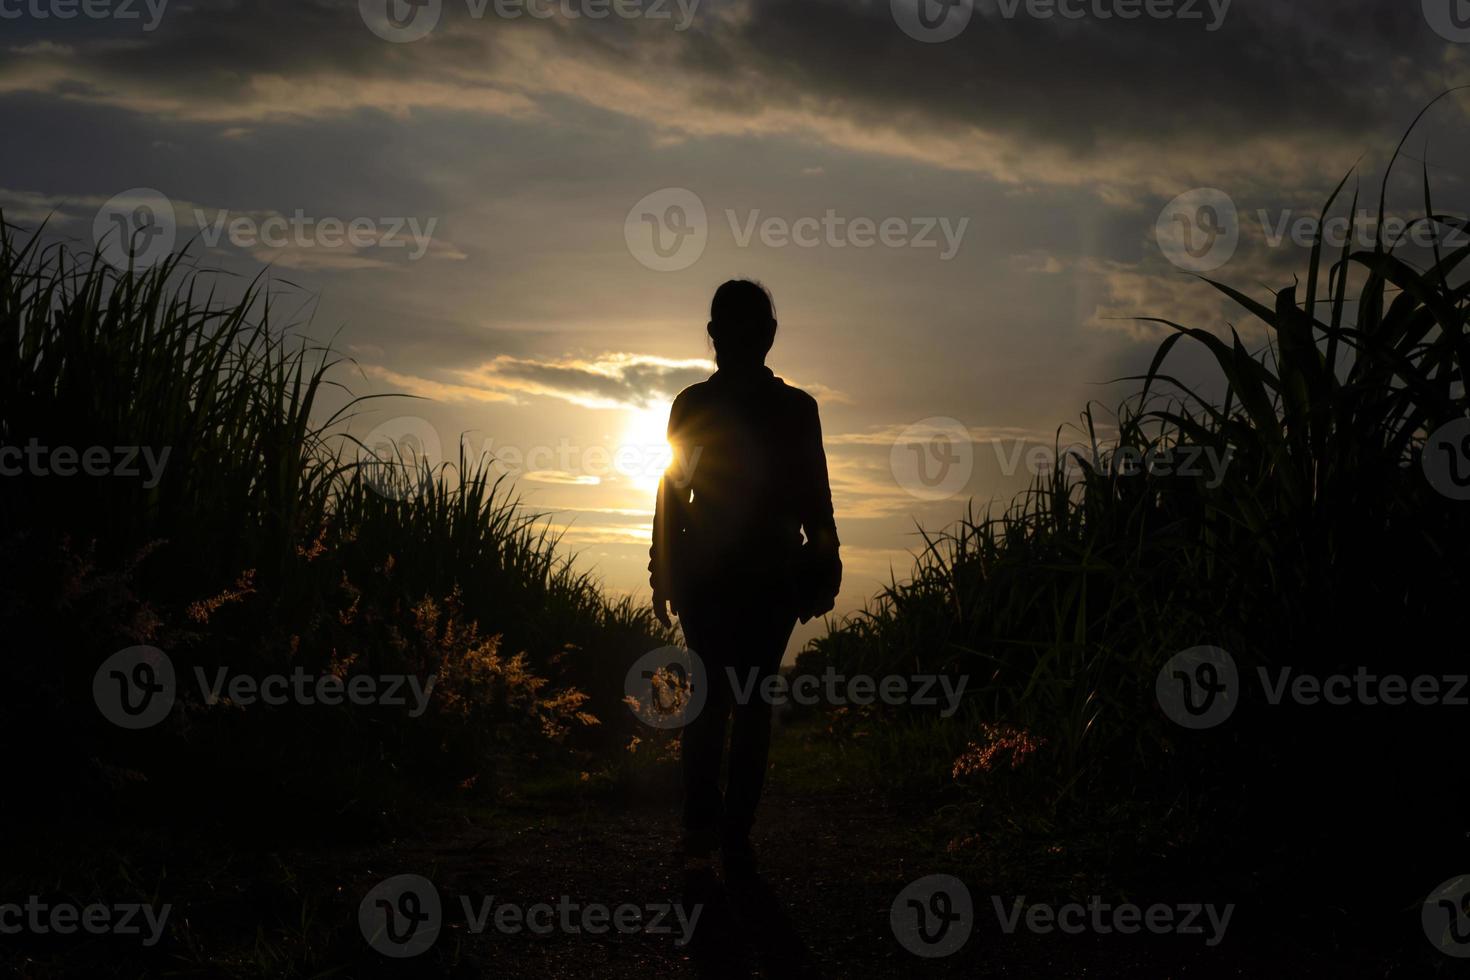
[772,375,820,413]
[667,378,714,421]
[671,378,713,407]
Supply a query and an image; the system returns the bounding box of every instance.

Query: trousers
[678,581,797,840]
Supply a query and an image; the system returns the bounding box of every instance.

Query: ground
[1,723,1438,978]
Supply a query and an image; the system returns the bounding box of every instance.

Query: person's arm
[649,395,688,627]
[800,397,841,616]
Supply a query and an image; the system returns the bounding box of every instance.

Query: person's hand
[653,594,673,629]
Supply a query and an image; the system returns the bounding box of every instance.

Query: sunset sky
[4,0,1470,655]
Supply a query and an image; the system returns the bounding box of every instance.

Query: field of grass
[799,138,1470,910]
[0,219,673,840]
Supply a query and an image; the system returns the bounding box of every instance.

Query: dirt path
[377,777,917,978]
[347,763,1388,980]
[10,734,1416,978]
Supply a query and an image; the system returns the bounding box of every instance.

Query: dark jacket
[649,365,840,622]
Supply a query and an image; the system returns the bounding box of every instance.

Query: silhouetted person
[650,279,841,869]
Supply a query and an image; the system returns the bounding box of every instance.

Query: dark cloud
[4,0,1460,192]
[484,353,713,407]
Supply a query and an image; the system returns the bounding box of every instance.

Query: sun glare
[617,405,673,492]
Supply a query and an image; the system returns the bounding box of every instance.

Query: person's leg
[680,606,732,853]
[722,604,797,847]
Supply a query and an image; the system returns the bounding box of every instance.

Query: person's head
[708,279,777,369]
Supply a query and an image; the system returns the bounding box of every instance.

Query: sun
[617,405,673,492]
